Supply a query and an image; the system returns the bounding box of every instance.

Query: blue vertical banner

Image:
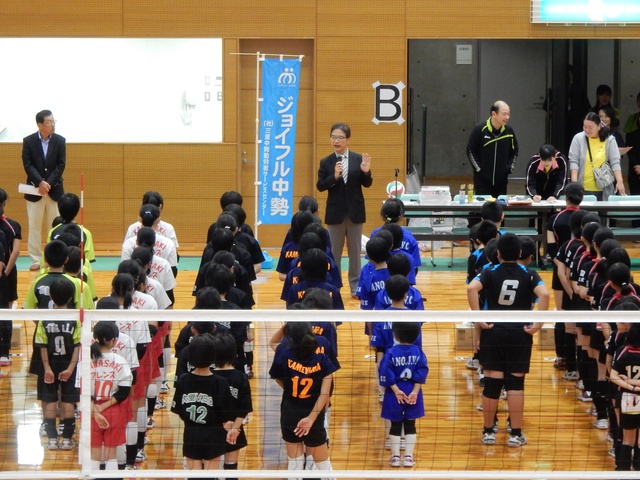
[258,57,301,225]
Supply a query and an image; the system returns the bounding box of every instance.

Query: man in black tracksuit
[467,101,518,198]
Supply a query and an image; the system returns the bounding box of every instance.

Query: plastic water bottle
[459,184,466,204]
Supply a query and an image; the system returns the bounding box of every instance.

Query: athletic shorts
[182,423,228,460]
[226,425,248,453]
[589,328,605,352]
[561,290,573,311]
[551,267,563,292]
[38,364,80,403]
[133,348,153,400]
[381,385,424,422]
[620,412,640,430]
[480,326,533,374]
[91,397,131,448]
[578,322,595,336]
[280,408,327,447]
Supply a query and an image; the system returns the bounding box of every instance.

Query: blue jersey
[389,249,417,284]
[310,322,340,361]
[371,316,423,349]
[269,338,338,410]
[356,267,389,310]
[379,343,428,422]
[373,286,425,311]
[276,239,299,274]
[371,226,421,270]
[281,257,342,301]
[286,279,344,309]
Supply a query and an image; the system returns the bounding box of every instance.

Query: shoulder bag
[586,136,615,189]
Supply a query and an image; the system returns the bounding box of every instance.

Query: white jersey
[91,351,132,402]
[116,317,152,346]
[121,232,178,267]
[111,330,139,370]
[145,277,172,310]
[147,256,177,291]
[131,290,158,311]
[125,220,179,249]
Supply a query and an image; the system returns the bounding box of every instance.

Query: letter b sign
[372,81,405,125]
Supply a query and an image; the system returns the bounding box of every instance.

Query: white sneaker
[59,438,73,450]
[508,434,527,447]
[159,381,169,394]
[146,418,155,429]
[481,432,496,445]
[39,423,47,436]
[47,438,58,450]
[389,455,401,467]
[155,398,166,409]
[562,371,579,381]
[577,391,592,402]
[466,358,480,370]
[0,356,11,366]
[594,419,609,430]
[135,449,147,463]
[402,455,415,467]
[576,380,585,390]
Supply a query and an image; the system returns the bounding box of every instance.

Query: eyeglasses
[330,135,347,141]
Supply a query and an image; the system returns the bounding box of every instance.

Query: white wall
[0,38,223,143]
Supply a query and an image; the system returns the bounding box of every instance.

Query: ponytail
[91,321,120,360]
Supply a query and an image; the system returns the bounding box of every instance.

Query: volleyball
[386,181,405,198]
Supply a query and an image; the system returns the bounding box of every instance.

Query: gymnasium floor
[0,245,628,478]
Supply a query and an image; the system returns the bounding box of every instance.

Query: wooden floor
[0,245,631,479]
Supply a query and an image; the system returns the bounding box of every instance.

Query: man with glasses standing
[22,110,66,270]
[317,123,372,297]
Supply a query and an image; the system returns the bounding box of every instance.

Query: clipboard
[18,184,42,196]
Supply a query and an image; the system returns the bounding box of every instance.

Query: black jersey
[171,372,234,427]
[269,340,337,411]
[213,368,253,419]
[33,318,81,373]
[612,344,640,394]
[476,262,543,324]
[546,207,579,255]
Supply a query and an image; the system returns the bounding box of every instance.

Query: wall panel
[123,1,316,37]
[0,0,123,36]
[3,0,639,251]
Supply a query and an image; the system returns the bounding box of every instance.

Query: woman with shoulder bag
[569,111,626,200]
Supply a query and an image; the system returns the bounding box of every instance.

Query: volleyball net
[0,308,632,479]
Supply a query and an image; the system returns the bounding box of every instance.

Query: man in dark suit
[22,110,66,270]
[317,123,372,296]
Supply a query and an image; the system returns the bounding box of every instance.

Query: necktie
[341,155,348,184]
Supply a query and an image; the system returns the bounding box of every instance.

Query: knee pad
[504,374,525,392]
[147,383,158,398]
[137,407,147,431]
[389,421,403,437]
[126,421,138,445]
[288,455,305,471]
[116,444,126,464]
[482,377,504,400]
[403,419,417,435]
